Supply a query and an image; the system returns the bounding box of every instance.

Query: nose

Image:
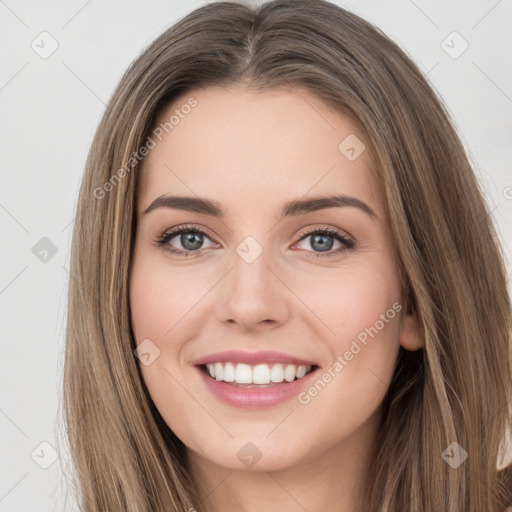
[215,243,292,332]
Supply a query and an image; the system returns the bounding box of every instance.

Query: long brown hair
[60,1,512,510]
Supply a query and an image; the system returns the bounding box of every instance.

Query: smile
[195,360,320,409]
[202,362,315,385]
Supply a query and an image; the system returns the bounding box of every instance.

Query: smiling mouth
[199,362,318,387]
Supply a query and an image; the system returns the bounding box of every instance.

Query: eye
[154,224,355,258]
[154,224,217,256]
[293,227,355,258]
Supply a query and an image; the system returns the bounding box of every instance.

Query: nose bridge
[232,237,269,291]
[216,234,290,329]
[230,235,275,302]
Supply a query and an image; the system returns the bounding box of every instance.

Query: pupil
[182,232,203,250]
[312,234,333,252]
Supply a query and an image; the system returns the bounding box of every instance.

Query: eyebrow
[143,194,378,220]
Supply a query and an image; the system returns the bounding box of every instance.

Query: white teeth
[270,364,284,383]
[235,363,252,383]
[204,362,313,384]
[296,365,307,379]
[214,362,223,381]
[223,362,235,382]
[253,364,271,384]
[284,364,296,382]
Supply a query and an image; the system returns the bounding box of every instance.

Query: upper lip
[192,350,318,367]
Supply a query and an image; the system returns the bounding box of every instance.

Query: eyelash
[153,224,355,259]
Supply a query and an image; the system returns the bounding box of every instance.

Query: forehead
[137,85,383,217]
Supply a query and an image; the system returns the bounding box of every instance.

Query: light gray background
[1,0,511,510]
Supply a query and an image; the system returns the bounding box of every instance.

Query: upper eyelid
[162,224,217,243]
[161,224,353,241]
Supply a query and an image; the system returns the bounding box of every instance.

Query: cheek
[129,257,202,440]
[293,262,403,407]
[130,271,168,341]
[297,261,402,344]
[129,254,206,343]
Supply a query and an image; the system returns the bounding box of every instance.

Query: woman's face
[129,85,422,474]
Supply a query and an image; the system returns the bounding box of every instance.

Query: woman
[62,1,512,510]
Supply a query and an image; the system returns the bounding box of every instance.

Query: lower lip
[196,366,319,409]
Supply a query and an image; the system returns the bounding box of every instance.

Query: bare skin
[129,84,423,512]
